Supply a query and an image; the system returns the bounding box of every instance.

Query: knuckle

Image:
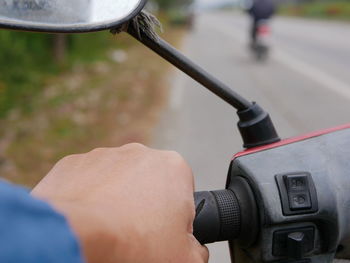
[166,150,186,163]
[165,151,193,178]
[59,154,80,163]
[173,152,190,170]
[122,143,147,151]
[89,147,107,154]
[55,154,82,169]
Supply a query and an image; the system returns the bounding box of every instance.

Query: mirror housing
[0,0,146,33]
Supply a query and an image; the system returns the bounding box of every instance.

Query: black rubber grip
[193,190,241,244]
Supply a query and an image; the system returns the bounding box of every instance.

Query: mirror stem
[127,27,251,111]
[127,27,280,148]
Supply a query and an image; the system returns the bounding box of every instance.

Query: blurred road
[151,11,350,263]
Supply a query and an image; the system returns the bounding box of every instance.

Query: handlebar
[193,190,241,244]
[193,177,259,247]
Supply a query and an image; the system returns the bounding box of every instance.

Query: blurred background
[1,0,350,261]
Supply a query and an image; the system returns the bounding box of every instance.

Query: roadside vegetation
[0,0,194,187]
[0,32,116,118]
[279,0,350,21]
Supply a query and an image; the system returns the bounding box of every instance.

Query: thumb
[189,234,209,262]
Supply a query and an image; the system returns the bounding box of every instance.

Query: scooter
[1,0,349,262]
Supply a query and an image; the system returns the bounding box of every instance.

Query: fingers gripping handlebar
[193,177,259,246]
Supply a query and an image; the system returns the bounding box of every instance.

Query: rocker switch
[287,232,305,259]
[284,174,312,211]
[276,172,318,215]
[272,227,315,257]
[285,175,308,191]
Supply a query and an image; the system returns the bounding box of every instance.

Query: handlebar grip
[193,190,241,244]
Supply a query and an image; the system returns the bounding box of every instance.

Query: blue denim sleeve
[0,181,85,263]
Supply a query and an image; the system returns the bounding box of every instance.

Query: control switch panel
[276,172,318,216]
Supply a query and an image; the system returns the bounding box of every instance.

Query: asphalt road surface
[151,11,350,263]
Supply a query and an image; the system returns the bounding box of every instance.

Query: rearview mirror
[0,0,146,33]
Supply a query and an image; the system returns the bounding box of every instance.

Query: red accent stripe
[233,123,350,159]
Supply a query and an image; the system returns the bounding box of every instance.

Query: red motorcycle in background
[251,19,271,61]
[246,0,275,61]
[1,0,350,262]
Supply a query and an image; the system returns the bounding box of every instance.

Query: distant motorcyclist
[245,0,276,47]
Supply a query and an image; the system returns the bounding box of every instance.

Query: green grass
[0,30,117,118]
[279,0,350,21]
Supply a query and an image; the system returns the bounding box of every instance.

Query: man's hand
[32,144,208,263]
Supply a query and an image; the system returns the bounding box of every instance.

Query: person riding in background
[245,0,276,47]
[0,144,209,263]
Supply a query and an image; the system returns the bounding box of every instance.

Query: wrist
[48,201,119,263]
